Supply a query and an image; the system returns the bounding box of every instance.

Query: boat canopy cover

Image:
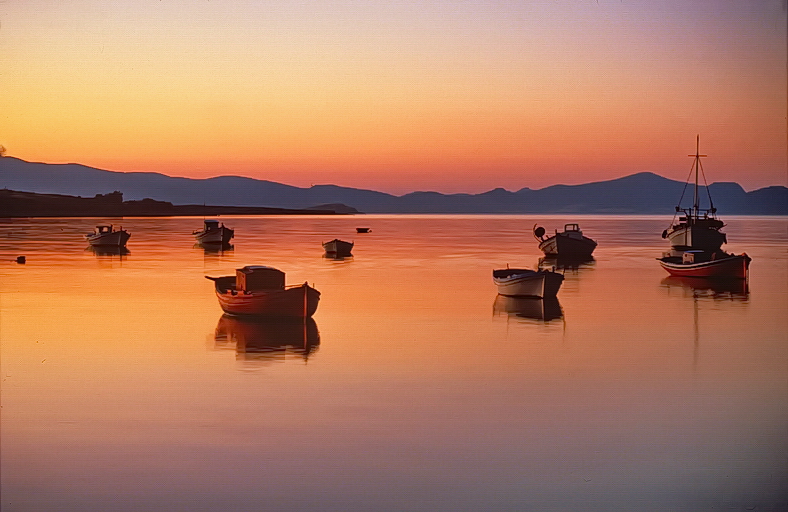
[236,266,286,291]
[204,219,220,226]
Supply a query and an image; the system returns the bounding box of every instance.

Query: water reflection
[323,253,353,262]
[86,245,130,258]
[214,315,320,364]
[661,276,749,301]
[195,242,234,253]
[538,255,595,272]
[493,295,564,323]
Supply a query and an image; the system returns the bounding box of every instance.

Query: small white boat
[86,225,130,247]
[533,224,597,258]
[323,239,353,256]
[193,219,234,245]
[492,268,564,298]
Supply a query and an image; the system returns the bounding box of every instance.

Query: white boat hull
[492,269,564,298]
[194,226,233,244]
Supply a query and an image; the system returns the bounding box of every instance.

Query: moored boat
[492,268,564,298]
[657,136,751,279]
[193,219,234,245]
[323,239,354,256]
[356,227,371,233]
[86,225,130,247]
[206,266,320,317]
[533,224,597,258]
[658,251,750,279]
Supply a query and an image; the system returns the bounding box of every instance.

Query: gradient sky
[2,0,786,194]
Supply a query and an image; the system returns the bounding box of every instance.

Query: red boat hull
[214,283,320,317]
[658,254,750,279]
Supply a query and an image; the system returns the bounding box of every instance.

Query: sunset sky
[2,0,786,194]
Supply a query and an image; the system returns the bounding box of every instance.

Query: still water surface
[1,215,786,511]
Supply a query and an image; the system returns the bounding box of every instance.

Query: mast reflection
[214,315,320,364]
[493,295,564,323]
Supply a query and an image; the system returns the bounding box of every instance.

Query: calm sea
[1,215,786,512]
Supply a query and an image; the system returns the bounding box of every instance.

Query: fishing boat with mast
[657,136,750,279]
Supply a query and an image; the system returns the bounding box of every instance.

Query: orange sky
[2,0,786,194]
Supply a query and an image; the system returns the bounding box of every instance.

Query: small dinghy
[86,225,130,247]
[492,268,564,298]
[323,239,354,257]
[206,266,320,317]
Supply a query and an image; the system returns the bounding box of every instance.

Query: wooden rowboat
[206,266,320,317]
[323,239,354,256]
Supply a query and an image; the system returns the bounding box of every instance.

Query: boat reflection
[661,276,749,301]
[538,255,595,272]
[493,295,564,323]
[86,245,130,258]
[323,253,353,261]
[214,315,320,363]
[195,242,234,253]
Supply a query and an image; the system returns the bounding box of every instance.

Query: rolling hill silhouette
[1,156,785,214]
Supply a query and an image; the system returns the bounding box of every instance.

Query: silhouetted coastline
[0,189,357,217]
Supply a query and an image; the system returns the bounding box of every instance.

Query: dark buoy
[16,256,26,264]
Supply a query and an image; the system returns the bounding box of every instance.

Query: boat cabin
[204,219,220,229]
[236,265,285,292]
[563,224,581,233]
[682,250,705,264]
[96,225,113,234]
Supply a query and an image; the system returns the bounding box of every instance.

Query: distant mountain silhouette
[1,156,785,214]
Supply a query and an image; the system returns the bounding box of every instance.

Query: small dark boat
[86,225,130,247]
[533,224,597,258]
[206,266,320,317]
[657,136,751,279]
[323,239,354,256]
[492,268,564,298]
[193,219,234,245]
[356,227,371,233]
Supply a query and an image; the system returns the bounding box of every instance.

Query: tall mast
[693,135,699,217]
[689,135,706,219]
